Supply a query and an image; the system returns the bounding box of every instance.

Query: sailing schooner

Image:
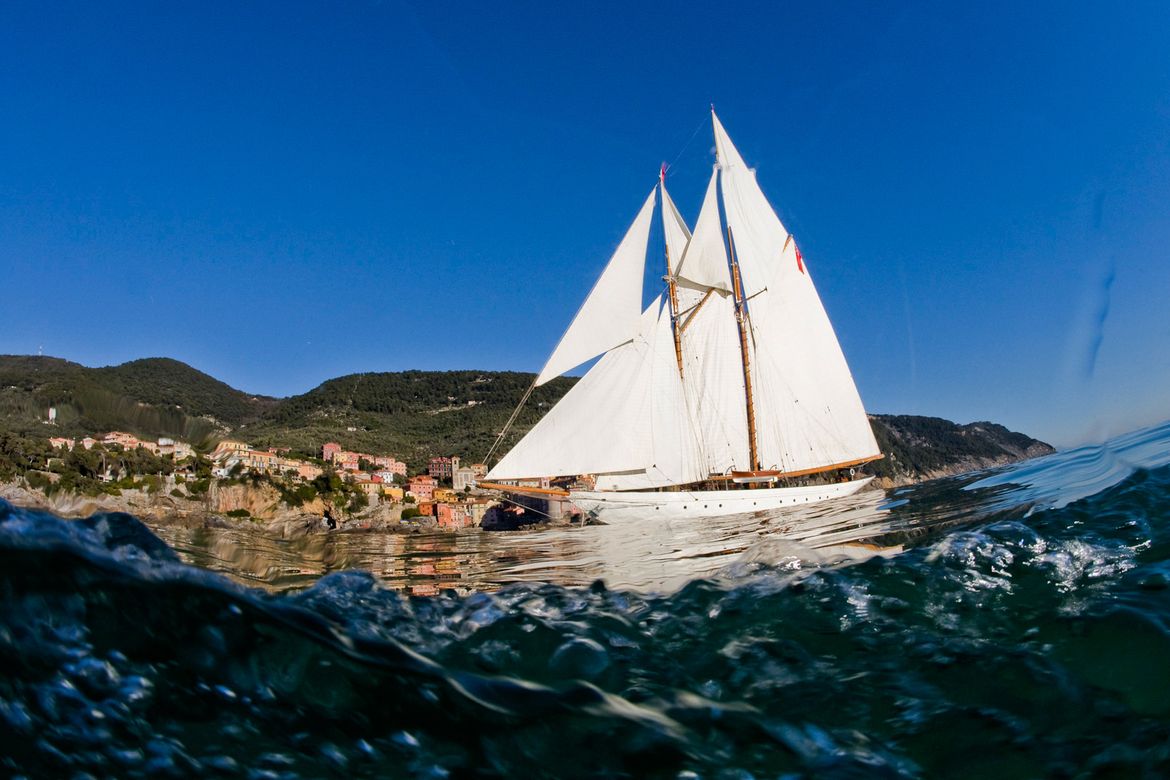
[481,110,882,522]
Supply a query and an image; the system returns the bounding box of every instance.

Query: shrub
[226,508,251,519]
[25,471,51,491]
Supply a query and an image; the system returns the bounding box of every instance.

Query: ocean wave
[2,422,1170,777]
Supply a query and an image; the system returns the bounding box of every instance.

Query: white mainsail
[712,113,879,472]
[669,164,750,475]
[489,111,879,488]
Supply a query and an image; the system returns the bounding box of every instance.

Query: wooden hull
[569,477,874,523]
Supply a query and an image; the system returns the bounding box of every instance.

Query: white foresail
[535,188,656,386]
[712,111,880,472]
[488,302,662,480]
[674,169,733,294]
[596,303,706,490]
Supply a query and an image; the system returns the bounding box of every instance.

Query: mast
[660,165,685,377]
[727,224,761,472]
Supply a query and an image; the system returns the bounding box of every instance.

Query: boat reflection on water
[149,475,1009,595]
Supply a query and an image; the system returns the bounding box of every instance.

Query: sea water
[2,421,1169,777]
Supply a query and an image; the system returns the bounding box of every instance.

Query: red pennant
[794,243,805,274]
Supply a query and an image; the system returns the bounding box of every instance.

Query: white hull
[569,477,874,523]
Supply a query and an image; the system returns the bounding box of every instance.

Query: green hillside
[868,415,1054,481]
[0,355,275,446]
[240,370,576,469]
[92,358,277,425]
[0,355,1054,479]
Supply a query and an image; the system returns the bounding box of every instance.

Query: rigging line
[483,377,537,466]
[664,116,709,177]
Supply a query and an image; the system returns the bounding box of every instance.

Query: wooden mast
[660,166,685,378]
[727,225,761,472]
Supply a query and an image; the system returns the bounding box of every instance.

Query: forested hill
[0,355,1053,479]
[868,415,1055,484]
[238,370,577,468]
[0,356,276,444]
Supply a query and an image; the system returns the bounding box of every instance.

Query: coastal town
[39,431,497,530]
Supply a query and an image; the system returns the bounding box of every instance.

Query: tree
[347,492,369,514]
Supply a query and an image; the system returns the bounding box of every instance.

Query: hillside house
[436,502,474,530]
[428,456,460,480]
[407,475,437,501]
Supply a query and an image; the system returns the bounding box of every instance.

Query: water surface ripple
[2,422,1169,777]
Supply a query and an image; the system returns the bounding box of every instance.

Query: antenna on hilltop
[38,345,43,356]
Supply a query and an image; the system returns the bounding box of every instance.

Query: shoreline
[2,449,1040,539]
[0,480,443,538]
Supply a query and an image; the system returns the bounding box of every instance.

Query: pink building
[407,475,437,502]
[374,456,407,475]
[436,502,474,530]
[103,431,140,449]
[322,442,342,461]
[296,463,323,480]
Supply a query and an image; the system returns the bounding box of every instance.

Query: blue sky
[1,1,1168,447]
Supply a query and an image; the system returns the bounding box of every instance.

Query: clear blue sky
[2,1,1168,447]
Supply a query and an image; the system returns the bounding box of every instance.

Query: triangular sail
[535,188,656,386]
[660,179,691,267]
[595,303,707,490]
[661,179,706,315]
[713,111,880,471]
[489,301,662,480]
[674,169,733,294]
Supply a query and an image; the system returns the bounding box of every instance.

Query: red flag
[794,242,805,274]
